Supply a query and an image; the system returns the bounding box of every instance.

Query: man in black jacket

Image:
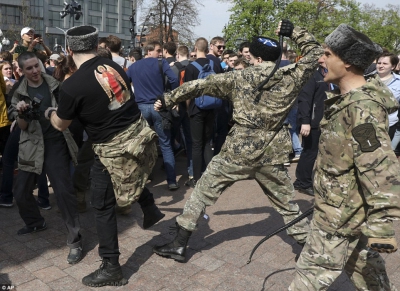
[293,53,331,196]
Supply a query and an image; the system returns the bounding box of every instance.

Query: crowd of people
[0,20,400,290]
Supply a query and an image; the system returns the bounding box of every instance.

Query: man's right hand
[154,100,163,112]
[300,124,311,137]
[16,101,29,113]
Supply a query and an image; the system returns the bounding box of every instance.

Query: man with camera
[10,27,52,57]
[9,52,82,264]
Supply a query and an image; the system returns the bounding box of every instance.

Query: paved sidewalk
[1,156,400,291]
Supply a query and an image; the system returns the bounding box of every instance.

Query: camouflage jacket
[314,76,400,238]
[92,116,158,206]
[163,27,323,166]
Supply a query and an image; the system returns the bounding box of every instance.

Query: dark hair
[0,51,13,63]
[222,49,234,57]
[129,49,142,61]
[233,57,249,68]
[53,55,77,81]
[239,41,250,53]
[35,51,48,65]
[17,52,38,69]
[378,52,399,68]
[98,37,108,46]
[97,47,112,59]
[144,41,161,56]
[107,35,122,53]
[163,42,177,56]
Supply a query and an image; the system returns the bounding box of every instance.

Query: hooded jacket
[313,75,400,238]
[10,73,78,174]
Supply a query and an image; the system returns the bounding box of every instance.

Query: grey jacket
[10,73,78,175]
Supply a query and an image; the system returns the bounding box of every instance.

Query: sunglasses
[156,49,162,53]
[216,45,226,50]
[190,54,196,57]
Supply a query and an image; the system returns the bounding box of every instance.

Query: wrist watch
[46,109,56,119]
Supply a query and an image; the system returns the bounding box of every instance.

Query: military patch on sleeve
[351,123,380,152]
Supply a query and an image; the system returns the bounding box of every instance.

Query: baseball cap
[21,27,35,37]
[49,54,60,60]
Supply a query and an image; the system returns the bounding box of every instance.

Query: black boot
[82,258,128,287]
[142,204,165,229]
[138,187,165,229]
[153,223,192,262]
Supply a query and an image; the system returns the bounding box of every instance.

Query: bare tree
[140,0,201,44]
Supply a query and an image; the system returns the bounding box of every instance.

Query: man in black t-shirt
[46,26,164,287]
[10,52,82,265]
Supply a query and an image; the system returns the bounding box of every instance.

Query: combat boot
[82,258,128,287]
[153,223,192,262]
[141,203,165,229]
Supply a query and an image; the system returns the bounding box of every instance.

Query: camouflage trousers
[176,154,309,243]
[92,116,158,207]
[289,220,397,291]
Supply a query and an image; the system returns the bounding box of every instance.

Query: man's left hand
[45,107,57,120]
[154,100,163,112]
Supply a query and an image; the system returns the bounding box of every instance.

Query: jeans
[0,126,49,204]
[138,103,177,185]
[285,107,302,156]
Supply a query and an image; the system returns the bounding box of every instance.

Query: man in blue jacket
[127,41,180,190]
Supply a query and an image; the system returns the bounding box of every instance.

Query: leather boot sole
[153,248,185,262]
[83,278,128,287]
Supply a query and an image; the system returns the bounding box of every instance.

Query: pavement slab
[1,156,399,290]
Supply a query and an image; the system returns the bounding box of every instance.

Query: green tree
[223,0,400,52]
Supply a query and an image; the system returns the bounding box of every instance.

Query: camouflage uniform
[162,27,323,243]
[290,77,400,290]
[92,115,158,207]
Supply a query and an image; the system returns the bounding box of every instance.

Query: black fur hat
[66,25,98,52]
[325,24,382,71]
[249,36,281,62]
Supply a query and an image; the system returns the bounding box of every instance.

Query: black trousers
[91,156,154,259]
[14,138,81,248]
[293,128,321,189]
[73,139,94,193]
[190,110,214,181]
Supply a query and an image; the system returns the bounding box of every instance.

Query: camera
[18,94,44,122]
[34,34,42,39]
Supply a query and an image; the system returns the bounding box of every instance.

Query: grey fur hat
[325,24,382,71]
[66,25,98,52]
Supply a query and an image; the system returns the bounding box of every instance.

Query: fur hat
[325,24,382,71]
[66,25,98,52]
[249,36,281,62]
